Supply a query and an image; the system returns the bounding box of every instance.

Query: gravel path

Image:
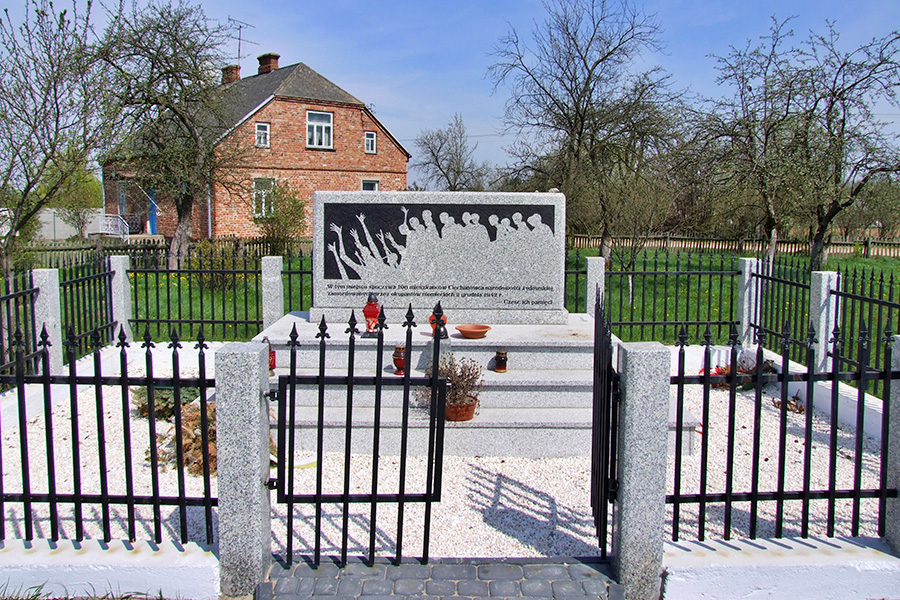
[0,349,884,558]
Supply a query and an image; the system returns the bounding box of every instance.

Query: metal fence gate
[591,300,619,558]
[270,306,448,567]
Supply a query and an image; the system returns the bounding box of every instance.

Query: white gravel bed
[0,353,886,559]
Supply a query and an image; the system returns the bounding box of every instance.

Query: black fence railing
[590,301,619,559]
[0,326,217,545]
[0,271,39,377]
[605,251,740,344]
[833,268,900,400]
[751,257,812,363]
[59,257,116,361]
[129,248,263,341]
[283,249,314,312]
[271,307,447,567]
[667,323,898,542]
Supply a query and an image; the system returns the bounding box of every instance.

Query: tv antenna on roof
[227,17,258,63]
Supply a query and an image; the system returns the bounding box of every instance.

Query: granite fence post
[261,256,284,330]
[885,335,900,552]
[809,271,840,372]
[109,255,133,342]
[585,256,605,314]
[736,257,759,347]
[612,341,669,600]
[217,342,271,598]
[31,268,63,373]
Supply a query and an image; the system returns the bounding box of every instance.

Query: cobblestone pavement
[258,557,624,600]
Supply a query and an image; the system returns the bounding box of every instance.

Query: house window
[365,131,377,154]
[362,180,379,191]
[117,181,128,214]
[254,178,274,216]
[307,111,333,148]
[256,122,270,148]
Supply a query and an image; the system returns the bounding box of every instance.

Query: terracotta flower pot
[445,401,477,422]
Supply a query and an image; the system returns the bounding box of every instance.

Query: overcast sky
[7,0,900,186]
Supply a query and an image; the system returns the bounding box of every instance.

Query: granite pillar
[612,342,669,600]
[31,268,63,373]
[261,256,284,330]
[109,255,133,342]
[885,335,900,553]
[585,256,606,316]
[736,258,759,347]
[809,271,840,372]
[217,342,271,598]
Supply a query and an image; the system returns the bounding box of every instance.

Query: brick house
[103,53,410,239]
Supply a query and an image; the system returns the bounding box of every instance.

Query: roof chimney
[221,64,241,85]
[257,52,280,75]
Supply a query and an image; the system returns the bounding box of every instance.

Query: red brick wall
[211,98,409,238]
[103,98,408,240]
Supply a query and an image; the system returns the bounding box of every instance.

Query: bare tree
[0,0,111,269]
[97,0,246,267]
[412,114,490,191]
[706,18,900,267]
[488,0,676,248]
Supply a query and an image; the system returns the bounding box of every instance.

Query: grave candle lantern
[362,292,380,337]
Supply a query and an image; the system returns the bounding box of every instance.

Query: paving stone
[520,579,552,596]
[361,579,394,595]
[272,595,313,600]
[523,564,570,579]
[357,596,394,600]
[432,563,477,579]
[341,563,387,578]
[268,565,294,579]
[393,578,426,595]
[552,580,584,596]
[457,579,490,596]
[567,563,607,580]
[404,596,442,600]
[387,564,433,580]
[488,579,520,597]
[478,564,524,580]
[554,595,593,600]
[256,581,274,600]
[293,562,340,578]
[314,578,340,595]
[273,577,301,595]
[581,578,609,596]
[425,579,457,596]
[337,578,364,596]
[607,582,625,600]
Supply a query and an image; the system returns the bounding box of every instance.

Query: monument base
[308,306,570,326]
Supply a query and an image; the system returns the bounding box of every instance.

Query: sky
[6,0,900,185]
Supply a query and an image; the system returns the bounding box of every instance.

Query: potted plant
[419,353,484,421]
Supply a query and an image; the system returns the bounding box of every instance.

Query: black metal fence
[751,257,812,363]
[283,249,314,312]
[605,251,740,344]
[270,306,447,567]
[667,323,898,542]
[0,326,217,545]
[129,248,263,341]
[833,268,900,399]
[590,301,619,559]
[59,257,116,361]
[0,271,39,377]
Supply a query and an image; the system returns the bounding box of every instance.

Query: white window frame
[253,178,275,217]
[306,111,333,149]
[255,122,270,148]
[362,180,379,191]
[364,131,377,154]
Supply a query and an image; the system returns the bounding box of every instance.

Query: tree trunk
[763,217,778,262]
[810,230,829,270]
[168,195,193,270]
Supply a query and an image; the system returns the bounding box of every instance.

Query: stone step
[257,312,597,372]
[267,367,594,408]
